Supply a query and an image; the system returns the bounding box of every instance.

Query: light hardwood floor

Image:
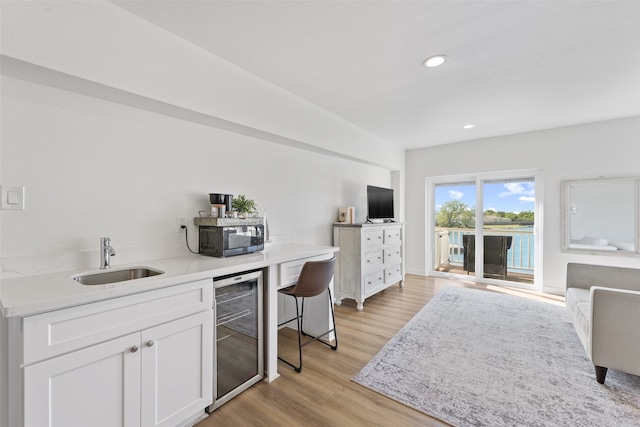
[197,274,564,427]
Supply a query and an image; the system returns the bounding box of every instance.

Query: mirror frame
[562,176,640,257]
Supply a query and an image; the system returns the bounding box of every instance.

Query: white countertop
[0,243,338,318]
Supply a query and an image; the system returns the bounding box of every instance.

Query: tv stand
[332,222,405,311]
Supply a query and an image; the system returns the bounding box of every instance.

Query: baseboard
[405,268,427,276]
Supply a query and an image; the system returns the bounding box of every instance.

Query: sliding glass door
[433,180,477,277]
[428,170,541,288]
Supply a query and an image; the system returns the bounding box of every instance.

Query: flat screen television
[367,185,395,222]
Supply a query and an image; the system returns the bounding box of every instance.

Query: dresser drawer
[384,246,402,263]
[364,250,384,268]
[363,230,384,247]
[22,280,213,365]
[333,222,404,311]
[384,228,402,244]
[385,263,403,284]
[364,270,385,293]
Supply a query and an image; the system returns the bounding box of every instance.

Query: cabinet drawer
[279,253,334,289]
[363,230,384,247]
[363,270,385,293]
[384,228,402,244]
[23,280,213,365]
[385,264,403,283]
[364,250,384,268]
[384,246,402,263]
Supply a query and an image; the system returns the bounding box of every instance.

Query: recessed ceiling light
[423,54,447,68]
[463,124,475,129]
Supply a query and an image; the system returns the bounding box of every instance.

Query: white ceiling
[113,1,640,150]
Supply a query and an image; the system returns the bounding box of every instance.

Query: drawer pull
[130,345,139,353]
[146,340,155,348]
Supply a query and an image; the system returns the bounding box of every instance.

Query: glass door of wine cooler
[207,270,263,412]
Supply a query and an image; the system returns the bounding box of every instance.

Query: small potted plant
[232,195,257,218]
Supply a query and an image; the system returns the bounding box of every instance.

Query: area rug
[352,287,640,427]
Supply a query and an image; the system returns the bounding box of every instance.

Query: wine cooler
[207,269,263,412]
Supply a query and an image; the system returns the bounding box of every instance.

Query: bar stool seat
[277,257,338,372]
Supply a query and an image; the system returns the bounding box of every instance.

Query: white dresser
[332,223,405,311]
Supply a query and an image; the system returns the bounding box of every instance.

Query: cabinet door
[141,311,213,427]
[24,333,141,427]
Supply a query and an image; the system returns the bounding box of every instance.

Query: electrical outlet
[176,216,187,233]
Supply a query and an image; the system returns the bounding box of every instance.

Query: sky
[435,181,535,214]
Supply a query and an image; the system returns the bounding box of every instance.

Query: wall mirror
[562,177,639,256]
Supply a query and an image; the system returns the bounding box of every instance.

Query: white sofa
[565,263,640,384]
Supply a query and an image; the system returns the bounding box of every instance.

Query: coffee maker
[209,193,233,218]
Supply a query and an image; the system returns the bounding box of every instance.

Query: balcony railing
[435,227,534,274]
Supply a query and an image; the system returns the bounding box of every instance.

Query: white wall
[0,1,403,278]
[0,1,403,171]
[405,116,640,294]
[0,76,392,276]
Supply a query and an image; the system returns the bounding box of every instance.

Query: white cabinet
[17,280,213,427]
[141,312,212,427]
[333,223,405,311]
[24,333,141,427]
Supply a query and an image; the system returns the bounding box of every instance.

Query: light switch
[8,191,18,205]
[1,185,25,210]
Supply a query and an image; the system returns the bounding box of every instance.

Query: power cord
[182,225,199,254]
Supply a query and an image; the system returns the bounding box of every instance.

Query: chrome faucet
[100,237,116,269]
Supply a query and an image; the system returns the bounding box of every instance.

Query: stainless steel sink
[72,267,164,285]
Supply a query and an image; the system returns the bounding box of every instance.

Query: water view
[442,227,534,272]
[433,178,536,285]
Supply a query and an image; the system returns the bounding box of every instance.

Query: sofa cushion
[567,263,640,292]
[566,287,591,352]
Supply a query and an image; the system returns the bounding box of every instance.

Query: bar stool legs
[278,288,338,372]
